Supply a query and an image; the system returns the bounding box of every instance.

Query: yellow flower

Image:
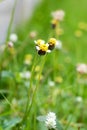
[48,38,57,45]
[35,39,51,55]
[36,43,49,55]
[39,44,48,51]
[48,38,57,50]
[34,39,45,46]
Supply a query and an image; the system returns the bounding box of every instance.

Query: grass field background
[0,0,87,129]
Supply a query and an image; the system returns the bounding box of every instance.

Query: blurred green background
[0,0,87,129]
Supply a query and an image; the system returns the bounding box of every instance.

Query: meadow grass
[0,0,87,130]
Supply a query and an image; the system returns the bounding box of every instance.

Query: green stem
[5,0,17,43]
[22,54,38,122]
[1,0,17,69]
[27,55,47,114]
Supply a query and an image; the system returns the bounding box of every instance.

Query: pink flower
[76,63,87,74]
[51,10,65,21]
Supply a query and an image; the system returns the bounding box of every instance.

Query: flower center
[48,38,56,45]
[36,39,44,46]
[39,44,48,51]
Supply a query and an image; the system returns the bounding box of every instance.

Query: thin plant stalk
[27,55,47,114]
[5,0,17,43]
[22,54,38,121]
[21,55,46,127]
[52,22,60,80]
[23,55,46,127]
[1,0,17,68]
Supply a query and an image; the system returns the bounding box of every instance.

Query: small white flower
[20,71,31,79]
[45,112,56,129]
[51,10,65,21]
[75,96,83,103]
[55,40,62,50]
[48,80,55,87]
[76,63,87,74]
[9,33,18,42]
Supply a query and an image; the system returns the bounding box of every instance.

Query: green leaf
[37,115,46,122]
[3,117,22,130]
[39,122,48,130]
[1,71,14,79]
[56,121,63,130]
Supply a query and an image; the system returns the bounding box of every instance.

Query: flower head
[34,39,45,46]
[48,80,55,87]
[76,63,87,74]
[75,96,83,103]
[9,33,18,43]
[37,43,49,55]
[45,112,56,130]
[51,10,65,21]
[48,38,57,50]
[34,39,51,55]
[34,38,57,55]
[20,71,31,79]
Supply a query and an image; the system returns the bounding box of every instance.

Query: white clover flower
[20,71,31,79]
[45,112,56,130]
[75,96,83,103]
[55,40,62,50]
[9,33,18,43]
[76,63,87,74]
[51,10,65,21]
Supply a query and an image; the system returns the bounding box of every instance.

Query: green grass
[0,0,87,129]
